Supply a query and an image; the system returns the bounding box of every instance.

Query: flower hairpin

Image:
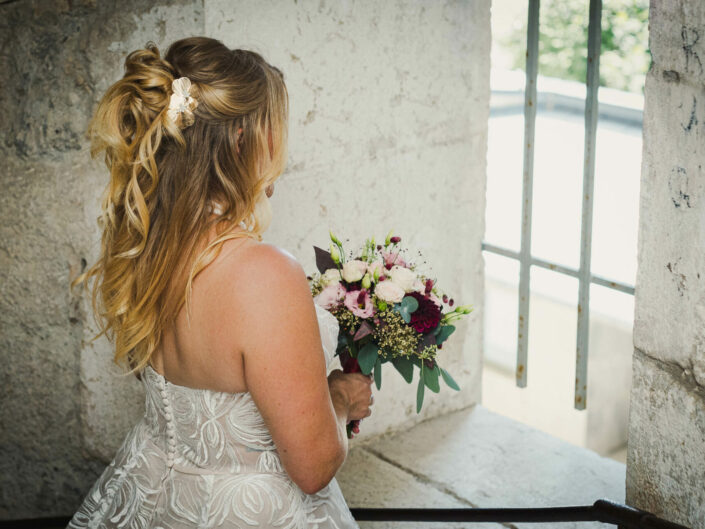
[167,77,198,129]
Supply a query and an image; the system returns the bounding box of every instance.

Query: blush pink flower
[367,260,385,279]
[314,283,346,309]
[344,289,374,319]
[380,249,407,270]
[429,293,443,307]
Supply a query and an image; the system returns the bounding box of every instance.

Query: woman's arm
[222,243,371,494]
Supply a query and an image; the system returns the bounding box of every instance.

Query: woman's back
[149,234,260,395]
[67,250,359,528]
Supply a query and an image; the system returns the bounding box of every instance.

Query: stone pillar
[627,1,705,527]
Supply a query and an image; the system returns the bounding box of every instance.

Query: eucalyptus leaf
[416,364,425,413]
[440,367,461,391]
[401,295,419,313]
[357,343,379,375]
[436,325,456,345]
[374,357,382,390]
[392,356,414,383]
[400,309,411,324]
[423,364,441,393]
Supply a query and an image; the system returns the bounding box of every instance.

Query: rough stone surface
[336,447,502,529]
[0,0,490,519]
[626,2,705,528]
[0,0,203,519]
[339,404,625,529]
[633,73,705,375]
[627,351,705,527]
[648,0,705,84]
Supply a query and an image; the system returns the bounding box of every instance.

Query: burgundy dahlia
[407,291,442,334]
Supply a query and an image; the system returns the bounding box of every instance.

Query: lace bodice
[142,303,341,475]
[68,303,357,529]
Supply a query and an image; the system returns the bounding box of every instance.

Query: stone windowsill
[337,404,626,529]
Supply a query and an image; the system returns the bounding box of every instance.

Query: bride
[69,36,373,528]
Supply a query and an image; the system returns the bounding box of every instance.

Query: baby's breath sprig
[372,310,420,359]
[418,343,439,361]
[310,280,324,298]
[331,305,361,336]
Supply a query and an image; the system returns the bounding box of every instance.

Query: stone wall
[0,0,490,519]
[627,1,705,527]
[0,0,205,519]
[204,0,490,440]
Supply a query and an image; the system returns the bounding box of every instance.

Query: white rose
[320,268,341,287]
[374,280,405,303]
[342,260,368,283]
[388,265,417,292]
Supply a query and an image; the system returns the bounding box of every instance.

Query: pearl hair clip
[166,77,198,129]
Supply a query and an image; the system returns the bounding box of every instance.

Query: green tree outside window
[503,0,650,94]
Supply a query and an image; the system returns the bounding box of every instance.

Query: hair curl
[73,37,289,376]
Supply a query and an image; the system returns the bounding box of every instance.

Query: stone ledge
[337,404,626,529]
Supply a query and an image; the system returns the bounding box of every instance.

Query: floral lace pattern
[68,304,358,528]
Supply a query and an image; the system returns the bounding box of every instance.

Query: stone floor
[336,403,626,529]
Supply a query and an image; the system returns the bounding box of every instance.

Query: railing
[1,499,693,529]
[350,499,693,528]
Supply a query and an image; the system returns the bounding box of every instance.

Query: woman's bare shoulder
[213,239,309,305]
[220,239,303,279]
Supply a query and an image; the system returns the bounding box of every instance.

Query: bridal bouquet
[308,231,473,438]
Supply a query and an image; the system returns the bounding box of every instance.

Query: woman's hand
[328,369,374,422]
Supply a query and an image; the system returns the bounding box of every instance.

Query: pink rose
[314,283,346,309]
[344,289,375,319]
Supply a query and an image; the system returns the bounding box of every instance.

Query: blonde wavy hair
[74,37,289,376]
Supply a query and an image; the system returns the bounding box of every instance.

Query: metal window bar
[8,499,693,529]
[483,0,628,410]
[515,0,541,390]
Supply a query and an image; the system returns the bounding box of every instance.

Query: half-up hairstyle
[74,37,289,376]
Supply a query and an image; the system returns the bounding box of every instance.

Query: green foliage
[392,356,414,383]
[504,0,650,93]
[440,367,461,391]
[417,364,425,412]
[435,324,456,346]
[424,365,441,393]
[394,295,419,324]
[357,343,379,375]
[374,356,382,389]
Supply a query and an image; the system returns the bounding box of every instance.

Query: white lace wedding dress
[68,303,359,529]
